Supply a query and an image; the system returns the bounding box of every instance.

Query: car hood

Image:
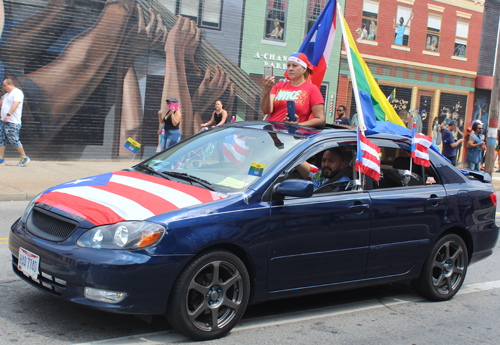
[36,170,224,226]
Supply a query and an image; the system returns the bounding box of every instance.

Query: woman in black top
[200,100,228,129]
[158,97,182,150]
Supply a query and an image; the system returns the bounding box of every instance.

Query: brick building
[337,0,485,162]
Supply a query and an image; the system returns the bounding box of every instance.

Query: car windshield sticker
[215,177,246,189]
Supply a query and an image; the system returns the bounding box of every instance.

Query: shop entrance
[417,90,434,136]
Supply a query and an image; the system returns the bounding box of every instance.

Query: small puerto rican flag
[411,123,433,167]
[355,127,381,180]
[222,134,249,168]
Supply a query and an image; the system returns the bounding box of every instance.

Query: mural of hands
[137,6,167,48]
[116,5,169,157]
[165,15,201,60]
[192,66,231,115]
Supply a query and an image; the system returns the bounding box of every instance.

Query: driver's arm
[296,161,311,180]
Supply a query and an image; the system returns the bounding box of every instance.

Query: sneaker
[0,158,5,165]
[17,156,30,166]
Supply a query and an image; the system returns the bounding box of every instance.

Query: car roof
[226,121,412,144]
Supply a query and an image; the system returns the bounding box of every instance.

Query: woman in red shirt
[260,52,325,127]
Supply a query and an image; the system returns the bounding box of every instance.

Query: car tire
[411,234,468,301]
[166,250,250,340]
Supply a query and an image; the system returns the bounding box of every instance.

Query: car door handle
[350,204,370,214]
[427,196,444,206]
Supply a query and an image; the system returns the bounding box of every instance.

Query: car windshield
[140,127,305,194]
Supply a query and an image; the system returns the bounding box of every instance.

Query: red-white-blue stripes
[356,128,381,180]
[411,123,432,167]
[222,134,249,168]
[36,171,224,226]
[299,0,337,89]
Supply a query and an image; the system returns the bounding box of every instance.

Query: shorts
[0,121,23,148]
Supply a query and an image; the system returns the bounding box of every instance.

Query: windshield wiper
[160,171,216,191]
[136,163,172,181]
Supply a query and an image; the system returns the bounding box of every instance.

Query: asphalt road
[1,201,499,345]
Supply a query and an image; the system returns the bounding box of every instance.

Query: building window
[393,5,413,46]
[360,0,379,41]
[425,14,441,52]
[265,0,287,41]
[305,0,326,35]
[176,0,223,29]
[159,0,176,13]
[454,20,469,58]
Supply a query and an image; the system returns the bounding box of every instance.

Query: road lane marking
[74,279,500,345]
[0,238,8,244]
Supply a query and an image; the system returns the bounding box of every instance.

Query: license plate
[18,247,40,280]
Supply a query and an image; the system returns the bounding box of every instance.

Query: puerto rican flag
[299,0,337,89]
[411,123,432,167]
[355,127,381,180]
[222,134,249,168]
[37,171,224,226]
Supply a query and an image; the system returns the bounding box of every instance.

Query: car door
[366,140,448,278]
[266,140,372,291]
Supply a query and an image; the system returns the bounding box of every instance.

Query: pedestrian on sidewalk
[441,120,464,166]
[0,78,30,166]
[466,121,485,171]
[159,97,182,150]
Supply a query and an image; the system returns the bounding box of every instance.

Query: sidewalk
[1,159,500,201]
[0,160,133,201]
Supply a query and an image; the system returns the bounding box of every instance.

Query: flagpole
[337,3,366,132]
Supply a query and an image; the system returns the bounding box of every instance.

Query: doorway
[417,90,434,136]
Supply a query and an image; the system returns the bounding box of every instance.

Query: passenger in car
[260,53,325,127]
[296,148,350,191]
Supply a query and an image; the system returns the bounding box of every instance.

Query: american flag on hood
[355,127,380,180]
[411,123,432,167]
[37,171,224,226]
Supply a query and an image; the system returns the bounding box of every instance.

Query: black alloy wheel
[167,250,250,340]
[412,234,468,301]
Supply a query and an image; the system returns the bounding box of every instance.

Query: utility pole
[484,24,500,176]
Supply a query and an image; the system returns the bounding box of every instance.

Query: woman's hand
[262,75,276,94]
[283,114,299,125]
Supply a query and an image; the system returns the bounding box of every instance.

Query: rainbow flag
[337,4,404,130]
[388,88,396,103]
[124,137,141,154]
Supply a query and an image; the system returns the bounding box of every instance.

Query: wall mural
[0,0,261,159]
[436,92,468,160]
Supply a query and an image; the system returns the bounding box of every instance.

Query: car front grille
[27,208,79,242]
[12,255,66,296]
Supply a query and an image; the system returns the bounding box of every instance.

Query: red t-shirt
[267,81,324,123]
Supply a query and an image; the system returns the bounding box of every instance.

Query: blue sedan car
[9,122,499,340]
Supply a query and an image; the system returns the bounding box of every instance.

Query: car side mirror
[274,179,314,198]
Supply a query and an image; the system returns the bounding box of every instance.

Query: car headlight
[77,221,165,249]
[21,193,42,224]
